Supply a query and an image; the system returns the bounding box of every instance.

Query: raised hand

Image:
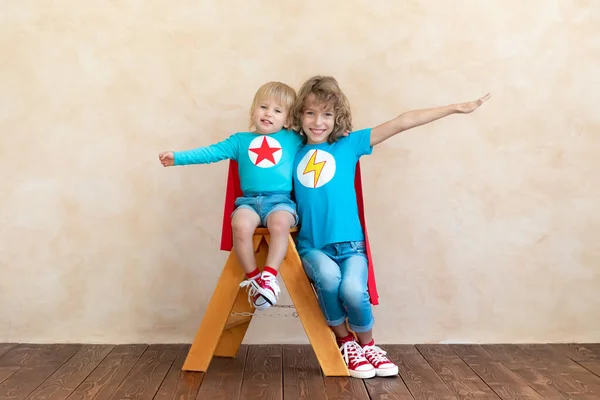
[158,151,175,167]
[455,93,492,114]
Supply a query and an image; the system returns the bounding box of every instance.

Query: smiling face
[248,81,296,135]
[291,76,353,145]
[301,94,336,145]
[251,98,289,135]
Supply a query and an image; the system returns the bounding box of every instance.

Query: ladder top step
[254,226,299,235]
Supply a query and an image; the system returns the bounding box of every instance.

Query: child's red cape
[219,160,379,305]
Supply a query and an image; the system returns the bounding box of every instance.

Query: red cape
[220,160,379,305]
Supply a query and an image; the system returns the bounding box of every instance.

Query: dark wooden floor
[0,343,599,399]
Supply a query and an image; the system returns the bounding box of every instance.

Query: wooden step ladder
[181,227,349,376]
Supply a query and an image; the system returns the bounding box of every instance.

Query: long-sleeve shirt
[174,129,303,195]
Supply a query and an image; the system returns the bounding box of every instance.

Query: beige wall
[1,1,599,344]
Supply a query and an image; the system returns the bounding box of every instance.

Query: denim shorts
[232,192,298,227]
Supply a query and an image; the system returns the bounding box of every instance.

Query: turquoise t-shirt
[292,128,373,252]
[174,129,303,195]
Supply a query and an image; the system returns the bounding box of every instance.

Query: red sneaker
[239,272,281,311]
[362,345,398,377]
[256,272,280,305]
[340,340,376,379]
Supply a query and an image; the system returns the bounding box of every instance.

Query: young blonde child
[291,76,490,378]
[159,82,303,310]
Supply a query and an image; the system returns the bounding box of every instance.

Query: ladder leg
[213,291,253,358]
[214,235,269,357]
[274,235,349,376]
[182,235,264,371]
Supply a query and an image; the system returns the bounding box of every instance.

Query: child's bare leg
[265,210,295,271]
[355,330,373,345]
[330,323,373,347]
[331,323,352,340]
[231,209,261,274]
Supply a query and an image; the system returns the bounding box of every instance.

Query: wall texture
[1,0,598,344]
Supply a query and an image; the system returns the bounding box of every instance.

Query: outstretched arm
[370,93,491,146]
[158,135,238,167]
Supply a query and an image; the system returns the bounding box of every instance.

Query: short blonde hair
[291,76,352,143]
[249,81,296,131]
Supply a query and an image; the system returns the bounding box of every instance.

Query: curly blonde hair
[291,76,352,143]
[248,81,296,131]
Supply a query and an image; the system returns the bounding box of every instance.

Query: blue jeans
[300,241,374,333]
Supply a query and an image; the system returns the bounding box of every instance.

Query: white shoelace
[239,279,261,306]
[363,345,390,364]
[260,273,281,297]
[340,341,369,365]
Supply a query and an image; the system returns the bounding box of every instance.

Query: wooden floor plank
[24,344,114,400]
[282,345,327,400]
[580,362,600,379]
[154,345,203,400]
[519,344,583,366]
[195,345,248,400]
[511,363,600,400]
[323,376,371,400]
[524,345,600,399]
[239,345,282,400]
[481,345,536,365]
[362,345,413,400]
[106,344,180,400]
[553,343,600,362]
[485,344,600,399]
[0,346,18,362]
[0,344,82,400]
[391,345,456,400]
[0,344,79,368]
[551,344,600,380]
[364,376,414,400]
[66,344,148,400]
[450,345,544,400]
[416,344,499,400]
[482,345,572,399]
[0,369,19,386]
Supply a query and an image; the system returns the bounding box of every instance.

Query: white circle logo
[296,149,336,188]
[248,135,282,168]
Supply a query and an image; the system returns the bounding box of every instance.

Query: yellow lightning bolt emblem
[303,150,326,187]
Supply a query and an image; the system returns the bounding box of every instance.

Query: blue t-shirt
[293,128,373,252]
[174,129,303,195]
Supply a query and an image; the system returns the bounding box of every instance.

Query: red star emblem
[249,136,281,165]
